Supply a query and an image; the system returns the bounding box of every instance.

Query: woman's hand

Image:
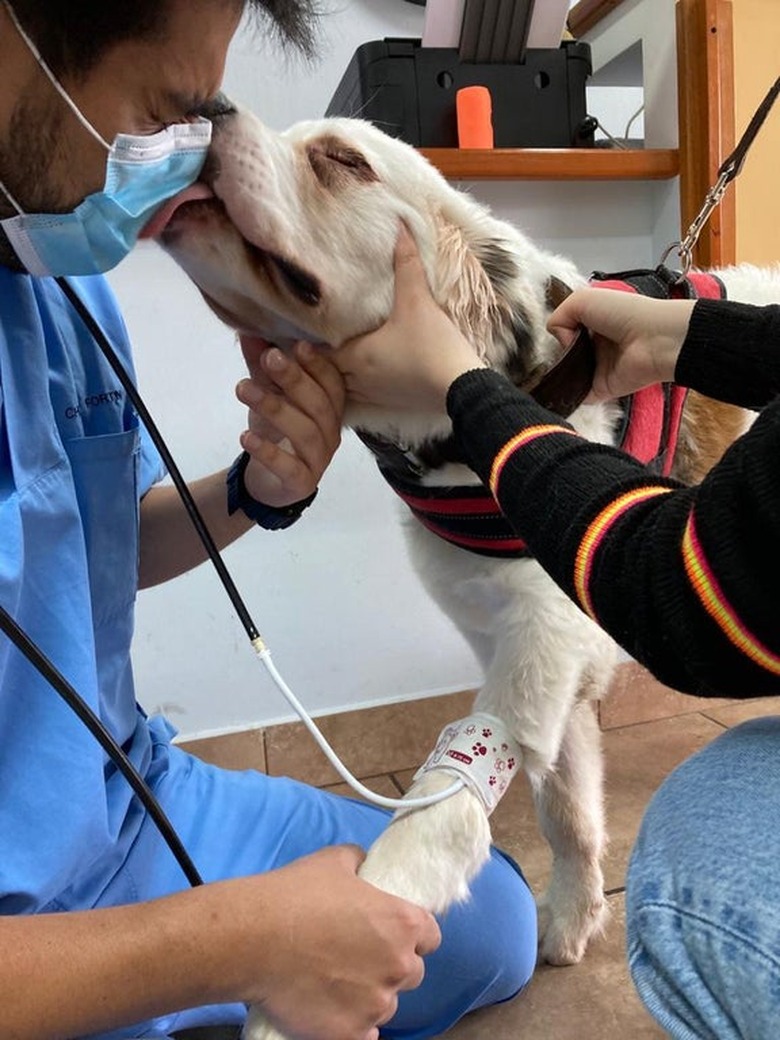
[334,225,485,414]
[235,337,346,507]
[547,287,696,403]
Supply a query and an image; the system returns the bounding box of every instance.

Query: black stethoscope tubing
[0,275,270,891]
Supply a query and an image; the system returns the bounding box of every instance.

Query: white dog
[150,106,779,1038]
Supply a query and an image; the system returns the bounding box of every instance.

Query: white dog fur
[158,108,780,1039]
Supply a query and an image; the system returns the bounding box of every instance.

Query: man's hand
[215,845,442,1040]
[236,337,346,507]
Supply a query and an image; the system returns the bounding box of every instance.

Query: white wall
[108,0,677,739]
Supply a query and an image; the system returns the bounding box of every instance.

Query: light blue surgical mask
[0,2,212,277]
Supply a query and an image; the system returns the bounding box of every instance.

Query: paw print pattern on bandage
[472,742,488,756]
[482,727,493,738]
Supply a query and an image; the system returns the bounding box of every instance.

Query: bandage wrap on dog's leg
[414,713,521,815]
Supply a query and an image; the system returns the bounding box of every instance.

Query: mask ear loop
[0,176,24,215]
[3,1,111,151]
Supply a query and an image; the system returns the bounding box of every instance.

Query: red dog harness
[366,267,726,559]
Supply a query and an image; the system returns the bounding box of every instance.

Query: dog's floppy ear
[432,221,534,375]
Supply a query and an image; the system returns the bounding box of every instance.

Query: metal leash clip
[660,75,780,278]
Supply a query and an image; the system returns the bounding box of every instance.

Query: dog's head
[152,106,584,439]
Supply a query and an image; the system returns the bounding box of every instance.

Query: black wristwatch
[226,451,318,530]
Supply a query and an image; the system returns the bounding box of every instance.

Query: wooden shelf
[419,148,680,181]
[569,0,631,37]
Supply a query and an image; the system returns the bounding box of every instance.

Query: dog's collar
[521,276,596,419]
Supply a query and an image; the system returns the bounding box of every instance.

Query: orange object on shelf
[456,86,494,149]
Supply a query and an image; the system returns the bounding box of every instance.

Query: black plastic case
[325,38,594,149]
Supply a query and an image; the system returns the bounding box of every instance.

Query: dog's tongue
[139,182,215,239]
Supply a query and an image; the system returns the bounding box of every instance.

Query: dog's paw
[535,890,609,966]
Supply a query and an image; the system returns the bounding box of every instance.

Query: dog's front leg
[531,699,609,965]
[359,769,492,912]
[242,772,490,1040]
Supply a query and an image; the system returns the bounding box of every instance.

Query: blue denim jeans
[626,715,780,1039]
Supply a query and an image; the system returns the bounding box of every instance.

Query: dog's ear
[433,222,534,378]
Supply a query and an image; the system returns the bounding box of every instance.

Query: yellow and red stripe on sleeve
[489,424,578,497]
[573,486,673,621]
[683,512,780,675]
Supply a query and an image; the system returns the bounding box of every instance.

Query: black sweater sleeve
[676,299,780,409]
[446,302,780,699]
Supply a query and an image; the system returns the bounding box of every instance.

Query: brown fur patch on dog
[673,393,749,485]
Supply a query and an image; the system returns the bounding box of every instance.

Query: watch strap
[226,451,318,530]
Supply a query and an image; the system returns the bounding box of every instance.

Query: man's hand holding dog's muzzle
[235,335,346,511]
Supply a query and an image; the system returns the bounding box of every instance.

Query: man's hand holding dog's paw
[231,845,441,1040]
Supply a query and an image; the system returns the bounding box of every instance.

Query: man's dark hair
[10,0,318,79]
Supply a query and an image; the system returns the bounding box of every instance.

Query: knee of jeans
[626,714,780,1034]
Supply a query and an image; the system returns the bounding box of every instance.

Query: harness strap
[590,268,726,476]
[384,475,530,557]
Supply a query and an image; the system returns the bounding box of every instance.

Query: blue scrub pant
[84,727,537,1039]
[627,716,780,1039]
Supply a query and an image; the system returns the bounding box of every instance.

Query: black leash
[720,75,780,182]
[663,75,780,273]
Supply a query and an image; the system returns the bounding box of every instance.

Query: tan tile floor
[180,676,780,1040]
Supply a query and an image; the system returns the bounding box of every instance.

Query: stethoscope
[0,276,465,890]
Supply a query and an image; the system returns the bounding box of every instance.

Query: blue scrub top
[0,267,165,914]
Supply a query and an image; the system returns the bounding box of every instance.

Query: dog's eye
[307,141,378,186]
[268,253,321,307]
[325,148,371,172]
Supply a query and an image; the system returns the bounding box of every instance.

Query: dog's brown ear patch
[473,239,520,296]
[307,137,378,189]
[436,226,534,366]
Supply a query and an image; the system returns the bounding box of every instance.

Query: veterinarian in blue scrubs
[0,3,536,1038]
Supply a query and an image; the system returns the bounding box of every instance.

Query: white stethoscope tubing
[256,643,464,810]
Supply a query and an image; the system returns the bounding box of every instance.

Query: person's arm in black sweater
[334,230,780,698]
[676,298,780,408]
[447,300,780,697]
